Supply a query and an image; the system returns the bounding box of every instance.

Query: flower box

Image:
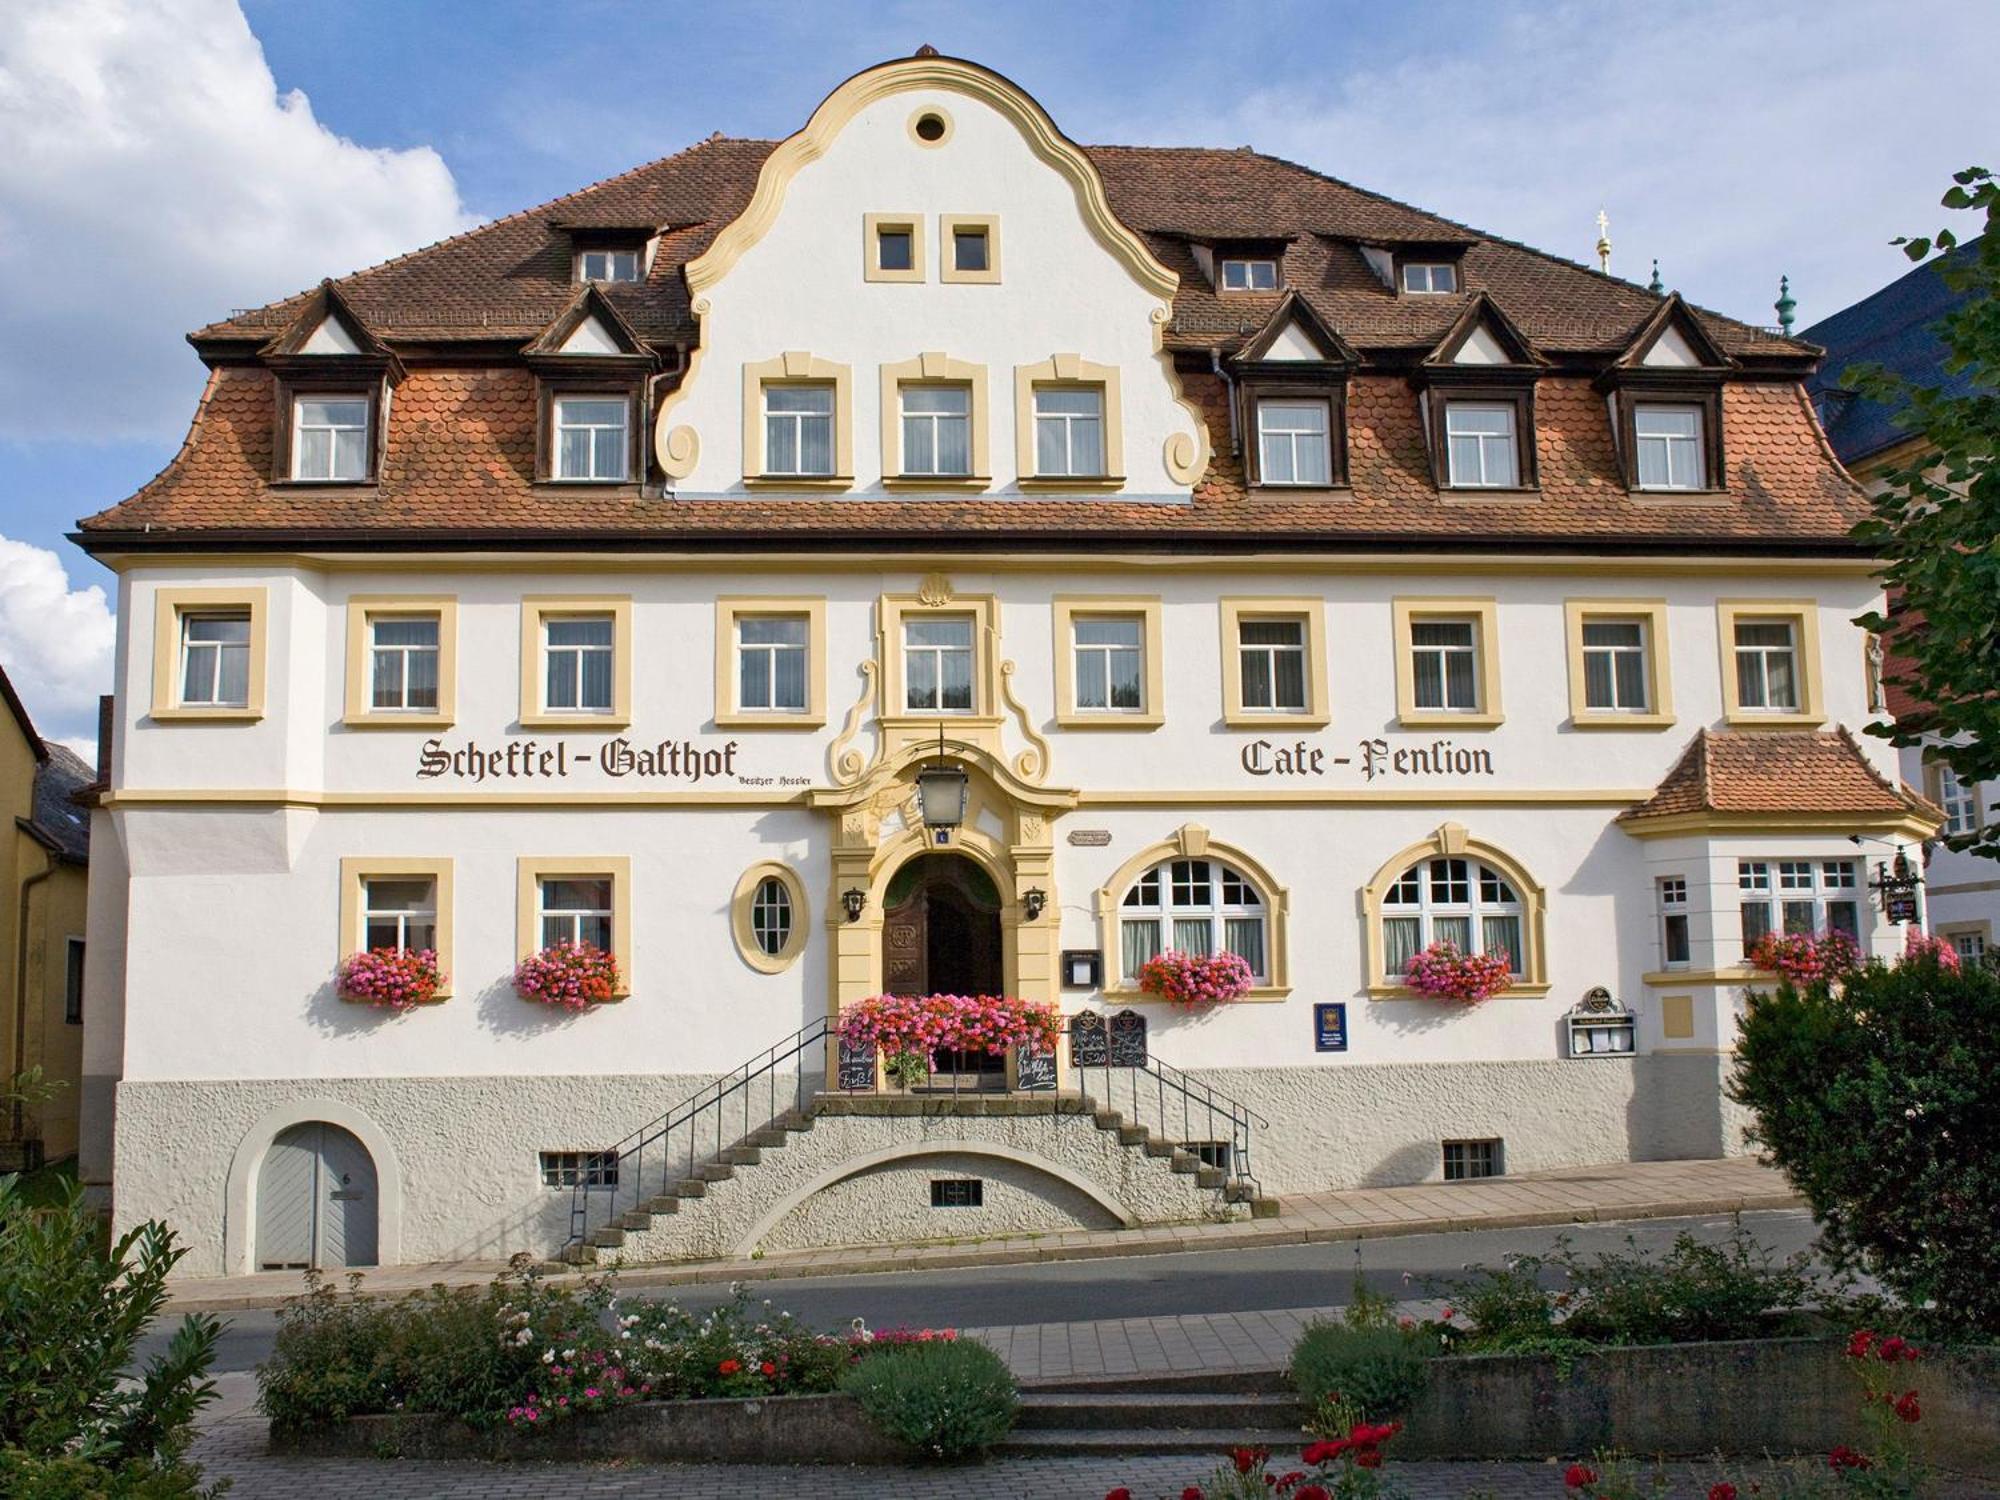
[1135,950,1254,1007]
[837,993,1063,1088]
[1403,941,1513,1003]
[336,948,446,1011]
[514,941,622,1009]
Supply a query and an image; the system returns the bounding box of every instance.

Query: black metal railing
[1066,1041,1270,1201]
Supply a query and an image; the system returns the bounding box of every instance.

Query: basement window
[1442,1139,1501,1181]
[930,1179,984,1208]
[1187,1141,1233,1173]
[541,1150,619,1189]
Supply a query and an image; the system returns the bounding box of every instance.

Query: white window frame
[361,875,439,955]
[179,612,253,708]
[1733,619,1801,713]
[1409,617,1481,712]
[578,249,639,283]
[1633,403,1706,491]
[1937,762,1981,836]
[542,613,617,714]
[1657,876,1691,970]
[1237,617,1310,713]
[1032,386,1106,478]
[1255,398,1333,487]
[762,383,837,477]
[1739,858,1863,956]
[1443,401,1521,489]
[735,614,810,713]
[552,395,630,482]
[902,614,976,714]
[538,874,615,952]
[750,875,793,957]
[1118,859,1268,982]
[1401,261,1458,294]
[1220,257,1279,291]
[367,614,442,713]
[1380,858,1524,976]
[1581,618,1652,712]
[290,394,371,482]
[540,1150,619,1189]
[1071,614,1146,715]
[899,384,973,477]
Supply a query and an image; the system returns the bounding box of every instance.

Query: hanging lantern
[915,727,968,843]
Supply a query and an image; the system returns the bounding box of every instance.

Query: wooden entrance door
[881,855,1006,1081]
[256,1121,379,1269]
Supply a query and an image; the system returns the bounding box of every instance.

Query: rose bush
[336,947,445,1011]
[512,941,620,1009]
[1137,950,1256,1007]
[1403,940,1513,1002]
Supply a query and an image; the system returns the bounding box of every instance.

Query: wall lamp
[842,887,867,923]
[1022,887,1047,922]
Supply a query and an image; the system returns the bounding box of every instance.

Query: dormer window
[290,395,371,482]
[578,249,639,283]
[1220,258,1279,292]
[552,396,631,481]
[1401,262,1458,294]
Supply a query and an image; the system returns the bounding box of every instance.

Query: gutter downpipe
[1210,347,1239,458]
[10,853,55,1142]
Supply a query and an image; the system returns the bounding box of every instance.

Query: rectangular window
[1937,763,1980,836]
[1033,387,1105,477]
[1443,1139,1502,1181]
[930,1179,984,1208]
[64,938,84,1025]
[540,1150,619,1189]
[1734,619,1800,712]
[876,225,914,272]
[1220,258,1279,291]
[764,385,836,476]
[1402,262,1458,294]
[737,616,809,712]
[179,613,252,707]
[1634,404,1706,490]
[368,615,441,712]
[1444,402,1520,488]
[900,385,972,476]
[1740,858,1863,956]
[553,396,629,481]
[1238,618,1309,713]
[1256,399,1332,486]
[1581,619,1651,712]
[1410,618,1480,711]
[952,226,989,273]
[291,395,370,481]
[362,877,438,954]
[544,614,615,713]
[1949,930,1987,961]
[1072,615,1144,713]
[904,615,975,713]
[1188,1140,1233,1173]
[579,250,639,283]
[1658,877,1690,969]
[539,876,614,952]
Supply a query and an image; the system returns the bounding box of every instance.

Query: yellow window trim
[519,595,633,729]
[1013,355,1124,483]
[713,596,827,729]
[731,861,809,974]
[1561,598,1675,730]
[1218,596,1331,730]
[1715,599,1825,727]
[862,212,925,284]
[342,594,458,729]
[878,353,991,484]
[1360,822,1548,994]
[1391,596,1503,728]
[338,857,454,1000]
[516,855,633,998]
[1091,824,1292,999]
[741,352,854,484]
[149,586,269,721]
[1051,595,1164,729]
[939,213,1001,284]
[877,591,1002,721]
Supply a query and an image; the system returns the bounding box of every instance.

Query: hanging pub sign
[1069,1012,1109,1067]
[1108,1009,1149,1067]
[1870,850,1923,925]
[1016,1041,1057,1092]
[1314,1002,1348,1053]
[836,1037,877,1092]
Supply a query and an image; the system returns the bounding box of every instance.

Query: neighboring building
[1803,241,1996,963]
[77,53,1939,1277]
[1,664,92,1170]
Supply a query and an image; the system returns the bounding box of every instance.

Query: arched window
[750,876,793,956]
[731,862,807,973]
[1118,858,1267,982]
[1380,857,1524,976]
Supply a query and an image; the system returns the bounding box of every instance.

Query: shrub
[1288,1322,1428,1420]
[618,1288,854,1402]
[1731,953,2000,1330]
[839,1338,1018,1459]
[0,1172,224,1495]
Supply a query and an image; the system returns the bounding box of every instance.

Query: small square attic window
[1221,258,1279,292]
[579,249,639,283]
[1402,262,1457,294]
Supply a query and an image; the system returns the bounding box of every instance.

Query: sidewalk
[168,1154,1801,1313]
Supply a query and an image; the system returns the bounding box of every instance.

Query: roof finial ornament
[914,43,939,57]
[1775,274,1796,337]
[1648,258,1664,297]
[1595,209,1611,275]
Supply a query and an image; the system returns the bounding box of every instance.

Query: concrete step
[588,1226,625,1249]
[719,1146,763,1166]
[1025,1369,1288,1396]
[1117,1125,1149,1147]
[743,1128,792,1149]
[1143,1139,1177,1158]
[670,1178,709,1198]
[642,1196,682,1215]
[1093,1110,1123,1130]
[693,1163,736,1183]
[997,1427,1305,1458]
[618,1210,654,1231]
[1195,1166,1226,1189]
[1016,1392,1305,1432]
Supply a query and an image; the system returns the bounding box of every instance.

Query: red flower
[1301,1440,1347,1465]
[760,1361,777,1377]
[1183,1490,1206,1500]
[1295,1489,1330,1500]
[1565,1463,1598,1489]
[1828,1446,1872,1471]
[1354,1451,1383,1469]
[1274,1473,1305,1494]
[717,1359,740,1375]
[1231,1447,1269,1474]
[1877,1335,1908,1362]
[1845,1329,1877,1359]
[1441,1307,1455,1320]
[1709,1485,1737,1500]
[1104,1490,1132,1500]
[1893,1390,1922,1424]
[1348,1421,1402,1448]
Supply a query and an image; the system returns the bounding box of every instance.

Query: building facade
[78,55,1938,1277]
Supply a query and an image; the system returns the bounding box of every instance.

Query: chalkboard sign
[1314,1002,1348,1053]
[1108,1009,1149,1067]
[1069,1012,1109,1067]
[837,1037,876,1092]
[1016,1041,1056,1091]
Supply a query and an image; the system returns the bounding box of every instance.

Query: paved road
[151,1208,1819,1376]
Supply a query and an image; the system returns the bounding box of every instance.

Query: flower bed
[837,993,1063,1083]
[513,941,620,1008]
[1137,949,1255,1007]
[336,947,445,1010]
[1402,940,1512,1002]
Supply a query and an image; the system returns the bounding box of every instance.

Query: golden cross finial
[1594,209,1612,275]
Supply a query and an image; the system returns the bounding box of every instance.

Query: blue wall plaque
[1314,1002,1348,1052]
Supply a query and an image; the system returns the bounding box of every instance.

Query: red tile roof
[1620,727,1941,823]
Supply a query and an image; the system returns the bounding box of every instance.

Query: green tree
[1850,168,1999,859]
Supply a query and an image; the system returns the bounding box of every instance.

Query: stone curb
[164,1188,1804,1314]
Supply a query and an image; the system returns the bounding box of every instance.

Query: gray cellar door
[256,1122,379,1269]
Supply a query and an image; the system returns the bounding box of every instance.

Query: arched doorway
[256,1121,379,1269]
[882,854,1006,1084]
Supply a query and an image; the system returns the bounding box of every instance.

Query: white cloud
[0,534,115,752]
[0,0,478,442]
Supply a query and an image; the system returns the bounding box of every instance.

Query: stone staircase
[1001,1369,1308,1458]
[562,1092,1277,1267]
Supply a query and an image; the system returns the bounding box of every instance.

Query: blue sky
[0,0,1993,749]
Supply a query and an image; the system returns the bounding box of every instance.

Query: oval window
[751,876,793,956]
[914,112,947,142]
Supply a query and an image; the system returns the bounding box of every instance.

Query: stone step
[1195,1166,1226,1189]
[693,1162,736,1183]
[743,1128,792,1149]
[670,1177,709,1198]
[1016,1392,1305,1432]
[1093,1110,1123,1130]
[719,1146,763,1166]
[618,1210,654,1231]
[1248,1196,1282,1220]
[1170,1153,1201,1173]
[1024,1369,1289,1396]
[1117,1125,1149,1147]
[997,1427,1306,1458]
[588,1226,625,1249]
[642,1196,681,1216]
[1143,1139,1177,1158]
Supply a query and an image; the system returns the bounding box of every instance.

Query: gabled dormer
[1179,235,1295,294]
[522,286,658,485]
[1413,294,1545,492]
[1350,237,1475,296]
[1229,293,1358,489]
[551,219,672,284]
[258,281,400,486]
[1598,294,1735,494]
